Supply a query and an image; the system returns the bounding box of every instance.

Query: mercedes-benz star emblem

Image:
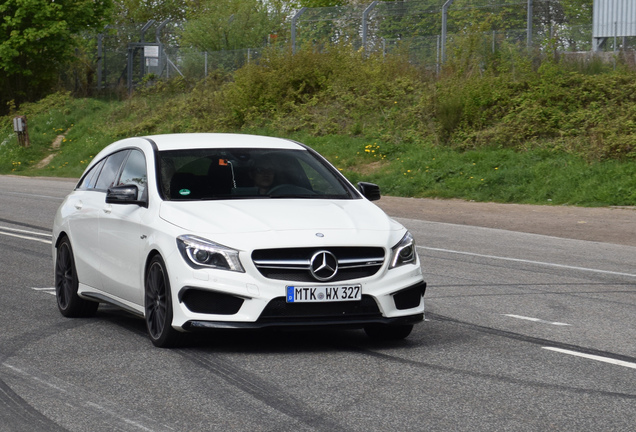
[310,251,338,281]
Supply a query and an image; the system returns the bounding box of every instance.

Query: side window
[117,150,147,200]
[95,151,129,191]
[78,159,106,190]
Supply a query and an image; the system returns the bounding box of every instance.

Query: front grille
[252,247,385,282]
[257,295,382,323]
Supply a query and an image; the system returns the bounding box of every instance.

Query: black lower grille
[181,288,244,315]
[393,282,427,310]
[258,295,381,323]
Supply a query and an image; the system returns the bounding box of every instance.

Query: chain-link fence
[94,1,636,91]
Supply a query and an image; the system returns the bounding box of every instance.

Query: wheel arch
[54,231,69,248]
[143,249,164,282]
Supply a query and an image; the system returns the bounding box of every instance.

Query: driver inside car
[249,154,278,194]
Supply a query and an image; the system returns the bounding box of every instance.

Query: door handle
[74,201,83,210]
[103,205,112,214]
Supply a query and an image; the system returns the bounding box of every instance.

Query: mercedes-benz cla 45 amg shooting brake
[53,134,426,347]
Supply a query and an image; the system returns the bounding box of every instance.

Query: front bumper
[179,281,427,331]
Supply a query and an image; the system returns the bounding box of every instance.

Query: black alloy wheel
[145,255,181,348]
[55,237,98,317]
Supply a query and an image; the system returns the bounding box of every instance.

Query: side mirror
[106,185,146,206]
[357,182,381,201]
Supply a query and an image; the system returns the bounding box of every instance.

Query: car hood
[159,199,404,249]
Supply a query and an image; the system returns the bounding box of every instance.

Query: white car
[53,133,426,347]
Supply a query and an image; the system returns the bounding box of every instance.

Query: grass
[2,48,636,208]
[3,108,636,207]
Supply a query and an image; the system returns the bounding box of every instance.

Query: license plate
[286,285,361,303]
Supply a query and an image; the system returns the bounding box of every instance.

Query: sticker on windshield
[179,189,191,196]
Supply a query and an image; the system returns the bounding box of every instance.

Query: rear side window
[78,159,106,190]
[95,151,129,191]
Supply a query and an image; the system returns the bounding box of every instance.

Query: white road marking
[0,225,52,244]
[418,246,636,278]
[543,347,636,370]
[32,287,56,295]
[2,191,63,200]
[504,314,571,326]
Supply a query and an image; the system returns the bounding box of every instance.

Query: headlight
[390,231,417,268]
[177,235,244,272]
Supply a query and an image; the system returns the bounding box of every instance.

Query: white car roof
[144,133,305,151]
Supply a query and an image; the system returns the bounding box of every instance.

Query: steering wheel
[267,184,315,196]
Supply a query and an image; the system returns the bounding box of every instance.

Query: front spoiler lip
[182,313,424,331]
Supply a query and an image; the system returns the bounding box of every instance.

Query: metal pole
[441,0,455,63]
[155,20,170,79]
[614,21,618,53]
[436,35,441,75]
[527,0,533,48]
[140,20,155,78]
[291,7,307,55]
[127,46,134,94]
[97,33,103,90]
[155,19,170,43]
[362,1,378,55]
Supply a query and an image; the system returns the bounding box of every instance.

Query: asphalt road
[1,175,635,432]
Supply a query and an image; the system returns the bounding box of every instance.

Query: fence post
[436,35,441,75]
[527,0,533,48]
[139,20,155,78]
[97,33,104,90]
[291,7,307,54]
[127,45,134,94]
[362,1,378,55]
[441,0,455,63]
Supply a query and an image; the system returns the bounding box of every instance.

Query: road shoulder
[376,196,636,247]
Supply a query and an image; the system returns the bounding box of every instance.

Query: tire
[364,324,413,341]
[145,255,181,348]
[55,237,99,317]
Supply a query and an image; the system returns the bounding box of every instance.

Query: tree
[0,0,112,114]
[180,0,291,52]
[111,0,196,24]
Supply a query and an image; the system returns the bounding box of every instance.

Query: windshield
[159,148,357,201]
